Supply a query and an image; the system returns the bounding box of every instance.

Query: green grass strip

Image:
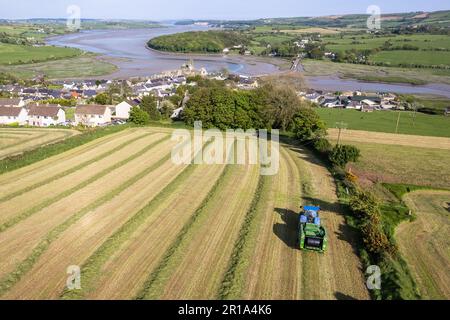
[0,140,172,297]
[0,132,153,203]
[135,164,233,300]
[0,135,169,233]
[0,125,132,175]
[218,174,268,299]
[61,162,200,299]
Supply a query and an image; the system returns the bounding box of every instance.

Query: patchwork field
[396,191,450,299]
[0,128,80,160]
[0,127,369,300]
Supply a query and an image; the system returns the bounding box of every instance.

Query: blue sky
[1,0,449,20]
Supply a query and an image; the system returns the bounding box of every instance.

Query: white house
[0,107,29,125]
[75,105,112,126]
[115,100,138,119]
[27,105,65,127]
[0,98,26,108]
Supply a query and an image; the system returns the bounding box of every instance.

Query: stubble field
[0,128,80,160]
[0,127,369,300]
[396,191,450,300]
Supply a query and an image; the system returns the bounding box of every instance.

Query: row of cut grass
[0,134,167,232]
[0,125,132,175]
[60,161,203,299]
[0,132,152,203]
[135,165,233,300]
[0,142,173,297]
[218,174,269,299]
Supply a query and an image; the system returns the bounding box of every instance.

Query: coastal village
[0,60,431,128]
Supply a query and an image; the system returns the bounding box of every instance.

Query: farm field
[0,128,80,160]
[330,138,450,189]
[369,50,450,67]
[0,54,117,79]
[396,191,450,299]
[302,59,450,85]
[316,109,450,138]
[323,34,450,53]
[0,43,82,65]
[327,129,450,150]
[0,127,369,300]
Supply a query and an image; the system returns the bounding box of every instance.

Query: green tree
[260,84,302,131]
[329,144,361,167]
[292,108,326,141]
[129,106,149,125]
[140,95,161,121]
[93,93,110,105]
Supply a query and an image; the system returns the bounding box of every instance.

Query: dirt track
[328,128,450,150]
[396,190,450,300]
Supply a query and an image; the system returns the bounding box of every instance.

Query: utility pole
[335,121,348,146]
[395,111,401,134]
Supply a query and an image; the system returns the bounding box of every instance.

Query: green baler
[298,206,327,253]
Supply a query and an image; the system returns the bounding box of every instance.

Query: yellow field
[328,129,450,150]
[0,128,80,159]
[281,27,341,34]
[0,127,369,300]
[396,191,450,300]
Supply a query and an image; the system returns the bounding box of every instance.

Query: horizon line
[2,8,450,22]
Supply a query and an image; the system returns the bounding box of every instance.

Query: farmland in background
[0,127,369,300]
[0,128,80,160]
[317,109,450,138]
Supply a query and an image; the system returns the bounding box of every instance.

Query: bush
[329,144,360,167]
[129,106,149,125]
[349,188,380,219]
[313,137,332,154]
[7,122,19,127]
[292,108,326,141]
[361,215,392,254]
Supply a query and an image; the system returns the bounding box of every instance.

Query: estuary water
[48,25,450,97]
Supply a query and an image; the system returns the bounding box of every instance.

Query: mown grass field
[0,128,80,160]
[396,191,450,299]
[0,127,369,300]
[343,140,450,189]
[0,43,82,65]
[317,109,450,138]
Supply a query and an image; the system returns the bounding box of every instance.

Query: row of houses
[0,99,136,127]
[0,85,105,102]
[300,90,399,112]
